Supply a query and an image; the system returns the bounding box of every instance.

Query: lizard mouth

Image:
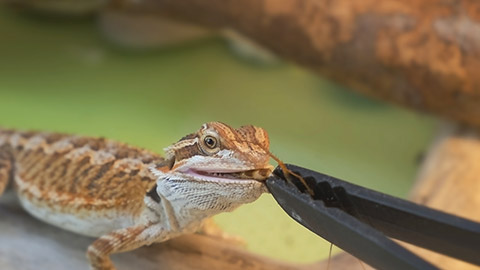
[186,167,273,183]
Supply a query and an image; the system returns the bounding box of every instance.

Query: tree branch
[111,0,480,127]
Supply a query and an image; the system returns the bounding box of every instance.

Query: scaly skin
[0,122,273,270]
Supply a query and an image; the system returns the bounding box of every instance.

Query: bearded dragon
[0,122,274,270]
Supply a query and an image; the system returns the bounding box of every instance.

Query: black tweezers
[265,164,480,270]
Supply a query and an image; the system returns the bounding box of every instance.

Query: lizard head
[149,122,274,222]
[161,121,274,183]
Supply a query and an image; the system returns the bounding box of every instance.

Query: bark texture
[109,0,480,127]
[406,123,480,270]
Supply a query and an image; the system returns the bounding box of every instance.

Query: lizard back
[0,128,163,236]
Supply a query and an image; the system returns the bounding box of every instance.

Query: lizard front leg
[87,223,166,270]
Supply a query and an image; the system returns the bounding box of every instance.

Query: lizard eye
[199,133,220,155]
[203,136,217,149]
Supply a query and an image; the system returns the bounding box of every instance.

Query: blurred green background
[0,7,436,263]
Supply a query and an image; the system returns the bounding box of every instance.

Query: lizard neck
[153,172,267,230]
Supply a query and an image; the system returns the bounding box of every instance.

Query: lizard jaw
[150,165,274,184]
[184,166,274,183]
[162,155,274,183]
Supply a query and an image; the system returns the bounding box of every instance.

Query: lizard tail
[0,144,13,196]
[0,129,15,196]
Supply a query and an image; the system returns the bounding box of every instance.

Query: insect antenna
[267,151,314,196]
[327,243,333,270]
[265,149,366,270]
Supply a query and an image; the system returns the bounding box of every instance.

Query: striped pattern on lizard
[0,122,274,270]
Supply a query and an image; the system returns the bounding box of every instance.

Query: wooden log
[1,189,369,270]
[405,123,480,269]
[108,0,480,127]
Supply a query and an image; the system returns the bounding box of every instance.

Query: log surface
[0,190,367,270]
[406,123,480,270]
[111,0,480,127]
